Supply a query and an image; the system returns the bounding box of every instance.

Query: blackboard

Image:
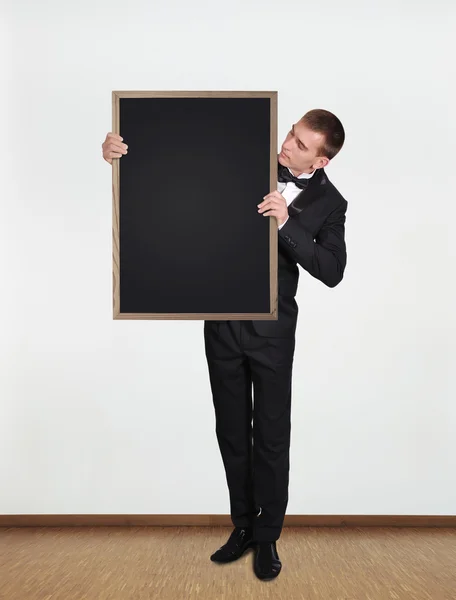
[112,91,278,320]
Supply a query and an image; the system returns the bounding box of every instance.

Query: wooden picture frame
[112,90,278,320]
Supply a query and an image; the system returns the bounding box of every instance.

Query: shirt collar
[287,167,315,179]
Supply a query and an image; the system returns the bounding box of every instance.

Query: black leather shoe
[210,527,255,563]
[253,541,282,580]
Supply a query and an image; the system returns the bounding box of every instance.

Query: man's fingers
[258,199,275,209]
[263,190,282,201]
[106,140,128,151]
[102,150,123,161]
[103,135,128,152]
[107,132,123,142]
[105,141,128,154]
[261,204,278,214]
[111,142,128,153]
[258,193,284,208]
[258,199,278,212]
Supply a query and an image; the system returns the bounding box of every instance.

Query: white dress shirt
[277,167,316,229]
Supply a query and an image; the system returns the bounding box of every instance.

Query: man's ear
[314,156,330,169]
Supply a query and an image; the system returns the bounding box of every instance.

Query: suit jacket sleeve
[278,200,348,288]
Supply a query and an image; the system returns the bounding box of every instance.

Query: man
[102,108,347,581]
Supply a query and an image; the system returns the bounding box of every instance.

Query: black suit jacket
[251,166,348,338]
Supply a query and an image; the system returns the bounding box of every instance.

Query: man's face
[279,121,329,176]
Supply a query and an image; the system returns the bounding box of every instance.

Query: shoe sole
[255,572,281,581]
[254,563,282,580]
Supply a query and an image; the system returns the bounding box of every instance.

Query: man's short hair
[301,109,345,160]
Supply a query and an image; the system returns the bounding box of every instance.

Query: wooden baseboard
[0,515,455,528]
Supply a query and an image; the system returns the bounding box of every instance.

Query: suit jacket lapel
[287,168,327,216]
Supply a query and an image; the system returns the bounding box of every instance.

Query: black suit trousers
[204,318,296,542]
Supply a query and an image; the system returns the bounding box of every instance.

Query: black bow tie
[278,162,310,190]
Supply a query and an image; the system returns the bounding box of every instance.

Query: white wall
[1,0,454,515]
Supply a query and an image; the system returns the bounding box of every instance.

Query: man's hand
[257,191,289,227]
[102,132,128,164]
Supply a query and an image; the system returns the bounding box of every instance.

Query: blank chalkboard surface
[112,91,278,320]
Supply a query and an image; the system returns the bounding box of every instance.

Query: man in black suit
[201,109,347,580]
[102,108,347,581]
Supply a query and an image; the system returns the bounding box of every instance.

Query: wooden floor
[0,526,455,599]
